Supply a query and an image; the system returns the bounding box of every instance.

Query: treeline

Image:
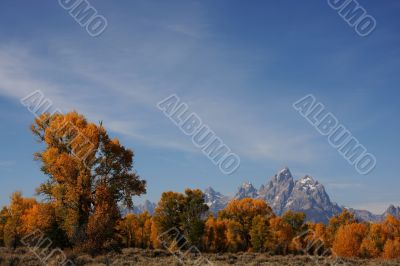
[1,191,400,260]
[0,111,399,259]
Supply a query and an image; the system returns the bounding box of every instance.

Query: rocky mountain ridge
[132,168,399,223]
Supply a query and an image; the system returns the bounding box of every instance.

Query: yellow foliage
[383,237,400,259]
[332,223,367,258]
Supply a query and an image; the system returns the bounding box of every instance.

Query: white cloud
[0,41,325,166]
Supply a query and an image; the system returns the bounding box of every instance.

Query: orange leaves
[219,198,274,252]
[21,203,54,234]
[225,219,243,252]
[204,216,228,252]
[332,223,367,258]
[117,212,154,249]
[29,111,146,251]
[383,237,400,259]
[221,198,273,218]
[42,112,98,167]
[219,198,273,231]
[359,223,385,258]
[267,216,293,254]
[382,215,400,239]
[2,192,38,248]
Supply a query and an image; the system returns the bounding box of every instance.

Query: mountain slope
[258,168,295,215]
[204,186,230,214]
[234,182,259,200]
[130,168,399,224]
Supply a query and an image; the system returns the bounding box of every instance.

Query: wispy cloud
[0,40,324,166]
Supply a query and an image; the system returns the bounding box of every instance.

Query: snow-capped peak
[299,175,315,184]
[242,181,254,189]
[297,175,318,191]
[204,186,217,195]
[203,187,230,214]
[276,167,293,182]
[234,182,258,200]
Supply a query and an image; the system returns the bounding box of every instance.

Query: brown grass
[0,247,400,265]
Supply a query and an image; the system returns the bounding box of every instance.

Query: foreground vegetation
[1,247,400,266]
[0,111,400,264]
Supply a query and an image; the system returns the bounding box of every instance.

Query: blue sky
[0,0,399,214]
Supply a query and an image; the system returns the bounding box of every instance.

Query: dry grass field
[1,247,400,266]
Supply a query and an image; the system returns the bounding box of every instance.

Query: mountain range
[131,168,400,224]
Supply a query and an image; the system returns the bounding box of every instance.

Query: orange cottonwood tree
[381,215,400,259]
[117,212,152,249]
[267,216,293,255]
[327,209,357,246]
[21,202,67,247]
[219,198,274,251]
[203,216,227,252]
[332,223,367,258]
[117,214,137,248]
[300,223,329,256]
[382,215,400,240]
[225,219,243,252]
[2,192,36,249]
[31,112,146,250]
[359,223,385,258]
[383,237,400,259]
[150,218,160,249]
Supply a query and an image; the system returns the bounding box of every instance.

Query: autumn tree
[359,223,385,258]
[382,215,400,240]
[327,209,357,246]
[282,211,306,235]
[380,216,400,259]
[85,183,121,252]
[203,216,227,252]
[225,219,243,252]
[267,216,293,255]
[301,223,329,256]
[219,198,274,251]
[117,214,137,248]
[383,237,400,259]
[21,202,67,248]
[154,189,208,248]
[249,215,269,252]
[150,218,160,249]
[332,223,367,258]
[135,212,152,248]
[0,206,9,246]
[31,112,146,250]
[117,212,152,249]
[3,192,36,249]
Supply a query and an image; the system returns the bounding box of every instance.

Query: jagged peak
[298,175,317,184]
[275,167,293,182]
[279,167,290,174]
[240,181,255,189]
[204,186,216,193]
[298,175,323,190]
[387,204,396,210]
[385,204,400,214]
